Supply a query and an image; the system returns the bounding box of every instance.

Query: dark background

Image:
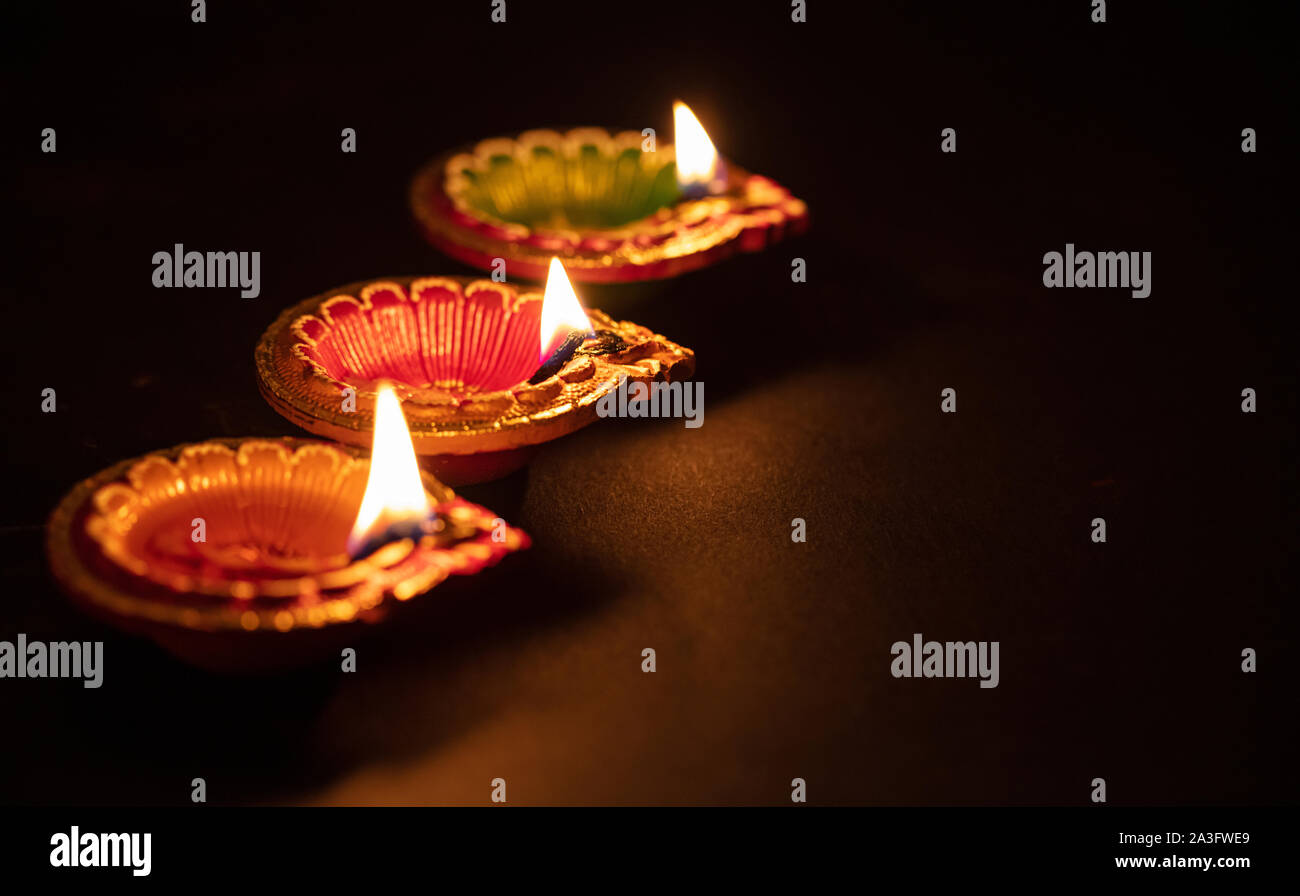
[2,0,1294,805]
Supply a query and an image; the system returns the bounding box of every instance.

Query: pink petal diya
[46,438,528,671]
[255,276,696,485]
[409,126,809,283]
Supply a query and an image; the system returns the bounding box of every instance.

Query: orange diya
[255,261,696,485]
[45,389,528,671]
[409,102,809,283]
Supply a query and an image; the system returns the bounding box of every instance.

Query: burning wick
[673,100,726,200]
[347,383,460,560]
[349,512,461,562]
[529,330,589,384]
[531,329,630,384]
[528,258,594,384]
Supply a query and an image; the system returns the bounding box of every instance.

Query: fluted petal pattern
[292,279,543,395]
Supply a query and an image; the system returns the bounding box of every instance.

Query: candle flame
[347,383,430,555]
[538,257,593,362]
[673,101,719,189]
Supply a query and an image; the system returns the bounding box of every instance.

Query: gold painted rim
[46,437,527,634]
[254,276,696,456]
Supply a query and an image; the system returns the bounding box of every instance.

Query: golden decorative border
[255,277,696,456]
[46,438,528,635]
[410,127,809,283]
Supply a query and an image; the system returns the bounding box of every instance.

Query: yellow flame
[347,383,430,554]
[538,257,593,361]
[673,101,718,188]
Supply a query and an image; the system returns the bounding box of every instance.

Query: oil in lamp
[409,101,809,283]
[255,259,696,485]
[45,387,528,671]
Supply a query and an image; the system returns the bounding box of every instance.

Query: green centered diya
[411,115,809,283]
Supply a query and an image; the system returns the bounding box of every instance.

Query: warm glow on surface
[538,257,593,361]
[673,101,719,189]
[347,383,430,555]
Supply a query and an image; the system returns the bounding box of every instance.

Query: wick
[348,509,473,562]
[677,159,730,201]
[528,329,591,384]
[575,329,629,357]
[528,328,630,385]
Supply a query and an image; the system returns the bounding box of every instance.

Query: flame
[347,383,430,555]
[673,101,719,189]
[538,257,593,362]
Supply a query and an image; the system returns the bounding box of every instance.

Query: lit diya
[410,101,809,283]
[255,259,696,485]
[45,386,528,671]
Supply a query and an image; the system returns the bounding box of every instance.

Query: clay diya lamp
[255,261,696,485]
[46,389,528,671]
[410,102,809,283]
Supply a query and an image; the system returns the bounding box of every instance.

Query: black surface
[3,1,1294,805]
